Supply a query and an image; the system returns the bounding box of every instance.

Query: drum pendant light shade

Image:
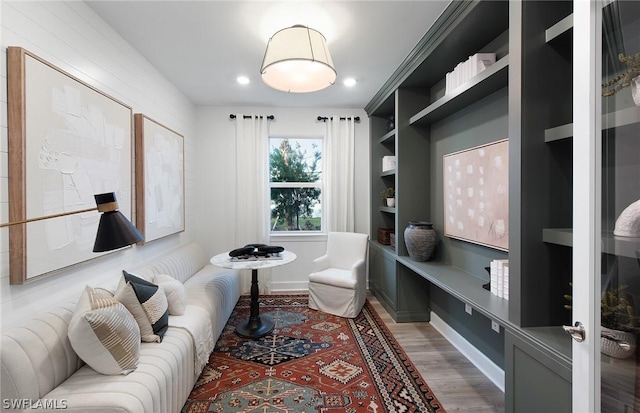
[260,25,337,93]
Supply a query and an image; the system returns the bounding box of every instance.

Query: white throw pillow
[68,286,141,375]
[154,273,186,316]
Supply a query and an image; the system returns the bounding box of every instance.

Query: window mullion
[270,181,322,188]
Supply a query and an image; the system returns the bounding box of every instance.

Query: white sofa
[0,243,241,413]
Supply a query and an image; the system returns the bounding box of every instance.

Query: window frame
[268,136,325,237]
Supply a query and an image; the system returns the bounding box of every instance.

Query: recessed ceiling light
[343,77,357,87]
[237,76,250,85]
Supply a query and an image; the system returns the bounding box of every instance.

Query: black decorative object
[258,245,285,254]
[229,246,255,257]
[483,266,491,291]
[229,244,284,260]
[386,115,395,132]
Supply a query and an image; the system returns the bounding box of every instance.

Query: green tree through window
[269,138,322,231]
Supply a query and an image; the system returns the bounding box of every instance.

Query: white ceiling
[86,1,449,109]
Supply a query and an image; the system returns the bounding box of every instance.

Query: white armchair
[308,232,369,318]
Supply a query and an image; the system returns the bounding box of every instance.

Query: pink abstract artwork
[443,139,509,251]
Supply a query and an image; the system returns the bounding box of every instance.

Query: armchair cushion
[309,268,355,289]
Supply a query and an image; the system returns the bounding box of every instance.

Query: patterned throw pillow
[68,286,140,375]
[116,271,169,342]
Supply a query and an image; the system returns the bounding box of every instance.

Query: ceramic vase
[386,198,395,207]
[404,221,436,261]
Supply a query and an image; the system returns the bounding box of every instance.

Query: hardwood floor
[367,292,505,412]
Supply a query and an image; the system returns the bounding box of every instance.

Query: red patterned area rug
[182,295,445,413]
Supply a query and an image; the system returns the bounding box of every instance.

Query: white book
[503,264,509,300]
[497,263,503,298]
[463,57,468,84]
[452,63,458,90]
[490,260,498,296]
[455,61,464,89]
[494,259,509,298]
[382,156,396,172]
[470,54,478,77]
[446,71,451,94]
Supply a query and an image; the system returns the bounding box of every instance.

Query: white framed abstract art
[6,47,133,284]
[443,139,509,251]
[134,114,185,243]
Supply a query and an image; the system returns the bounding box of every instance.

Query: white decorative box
[382,156,396,172]
[445,52,496,94]
[470,53,496,77]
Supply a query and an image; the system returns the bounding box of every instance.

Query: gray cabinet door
[505,330,571,413]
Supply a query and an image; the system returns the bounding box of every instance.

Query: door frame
[572,0,603,411]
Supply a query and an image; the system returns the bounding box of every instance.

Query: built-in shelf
[377,130,396,145]
[410,55,509,126]
[379,206,396,214]
[543,228,640,259]
[545,13,573,44]
[380,169,396,177]
[370,240,396,255]
[603,106,640,130]
[397,256,510,326]
[544,107,640,142]
[601,234,640,259]
[397,255,573,360]
[542,228,573,247]
[544,123,573,143]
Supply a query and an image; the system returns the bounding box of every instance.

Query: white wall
[194,106,370,292]
[0,2,373,328]
[0,1,196,328]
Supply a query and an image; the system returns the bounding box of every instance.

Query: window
[269,137,322,233]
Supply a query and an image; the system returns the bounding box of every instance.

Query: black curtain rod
[317,116,360,122]
[229,114,275,120]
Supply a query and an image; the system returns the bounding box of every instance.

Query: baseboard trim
[270,282,309,293]
[429,311,505,392]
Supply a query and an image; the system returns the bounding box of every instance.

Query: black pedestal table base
[235,268,274,338]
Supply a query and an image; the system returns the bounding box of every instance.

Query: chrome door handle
[563,321,585,342]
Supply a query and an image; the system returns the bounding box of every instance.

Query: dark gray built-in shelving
[377,130,395,145]
[544,107,640,142]
[544,228,640,259]
[398,256,509,325]
[410,55,509,126]
[366,1,582,410]
[379,206,395,214]
[545,13,573,43]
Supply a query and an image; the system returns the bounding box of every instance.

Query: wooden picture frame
[134,114,185,243]
[6,47,133,284]
[443,139,509,251]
